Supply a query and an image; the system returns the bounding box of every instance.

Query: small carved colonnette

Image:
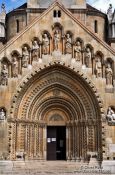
[0,23,114,87]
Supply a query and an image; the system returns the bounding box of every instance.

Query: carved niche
[11,52,19,78]
[74,39,83,62]
[0,108,6,120]
[0,64,8,86]
[42,32,50,55]
[84,45,93,68]
[22,45,30,68]
[65,32,73,54]
[32,38,40,61]
[105,60,113,86]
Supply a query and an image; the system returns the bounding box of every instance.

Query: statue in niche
[106,107,115,123]
[12,56,18,77]
[105,63,113,86]
[85,47,92,67]
[32,40,40,61]
[42,33,49,55]
[54,29,60,51]
[1,64,8,86]
[95,57,102,78]
[0,109,6,120]
[74,41,82,61]
[65,33,72,54]
[22,46,29,68]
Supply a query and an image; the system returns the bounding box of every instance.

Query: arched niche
[94,51,104,77]
[42,30,51,55]
[21,43,31,68]
[11,50,21,77]
[84,44,94,68]
[31,37,41,62]
[1,57,11,76]
[52,23,64,52]
[74,37,84,63]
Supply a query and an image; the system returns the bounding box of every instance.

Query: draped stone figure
[85,47,92,67]
[1,64,8,86]
[12,57,18,77]
[74,41,82,61]
[95,58,102,78]
[42,33,50,55]
[105,64,113,86]
[106,107,115,123]
[54,30,60,51]
[0,108,6,120]
[22,46,29,68]
[65,33,72,54]
[32,40,40,61]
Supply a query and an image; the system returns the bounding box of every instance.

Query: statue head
[107,63,111,68]
[3,64,7,70]
[76,41,80,46]
[66,33,70,39]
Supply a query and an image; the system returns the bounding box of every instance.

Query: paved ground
[0,161,112,175]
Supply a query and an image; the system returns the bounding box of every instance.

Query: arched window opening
[94,20,98,33]
[53,10,57,18]
[16,20,19,33]
[58,10,61,18]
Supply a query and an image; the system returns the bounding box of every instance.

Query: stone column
[9,64,12,78]
[49,38,51,55]
[29,49,32,65]
[112,24,115,38]
[62,36,65,54]
[34,124,37,157]
[11,122,17,160]
[66,126,69,160]
[82,50,85,65]
[39,44,42,58]
[43,125,47,160]
[19,56,22,75]
[67,125,71,160]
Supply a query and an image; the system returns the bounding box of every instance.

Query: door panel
[56,126,66,160]
[47,127,56,160]
[47,126,66,160]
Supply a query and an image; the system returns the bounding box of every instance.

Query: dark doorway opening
[47,126,66,160]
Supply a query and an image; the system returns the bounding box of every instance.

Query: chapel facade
[0,0,115,163]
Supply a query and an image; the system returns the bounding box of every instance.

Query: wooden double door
[47,126,66,160]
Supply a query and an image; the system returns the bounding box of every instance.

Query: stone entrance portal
[8,64,103,162]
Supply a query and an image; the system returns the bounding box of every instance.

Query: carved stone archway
[8,64,104,161]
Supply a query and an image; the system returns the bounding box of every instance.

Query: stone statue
[22,46,29,68]
[85,47,92,67]
[54,30,60,51]
[0,109,6,120]
[106,107,115,123]
[12,57,18,77]
[105,63,113,86]
[1,3,6,13]
[42,33,49,55]
[1,64,8,86]
[65,33,72,54]
[107,4,113,21]
[74,41,82,61]
[95,58,102,78]
[32,40,40,61]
